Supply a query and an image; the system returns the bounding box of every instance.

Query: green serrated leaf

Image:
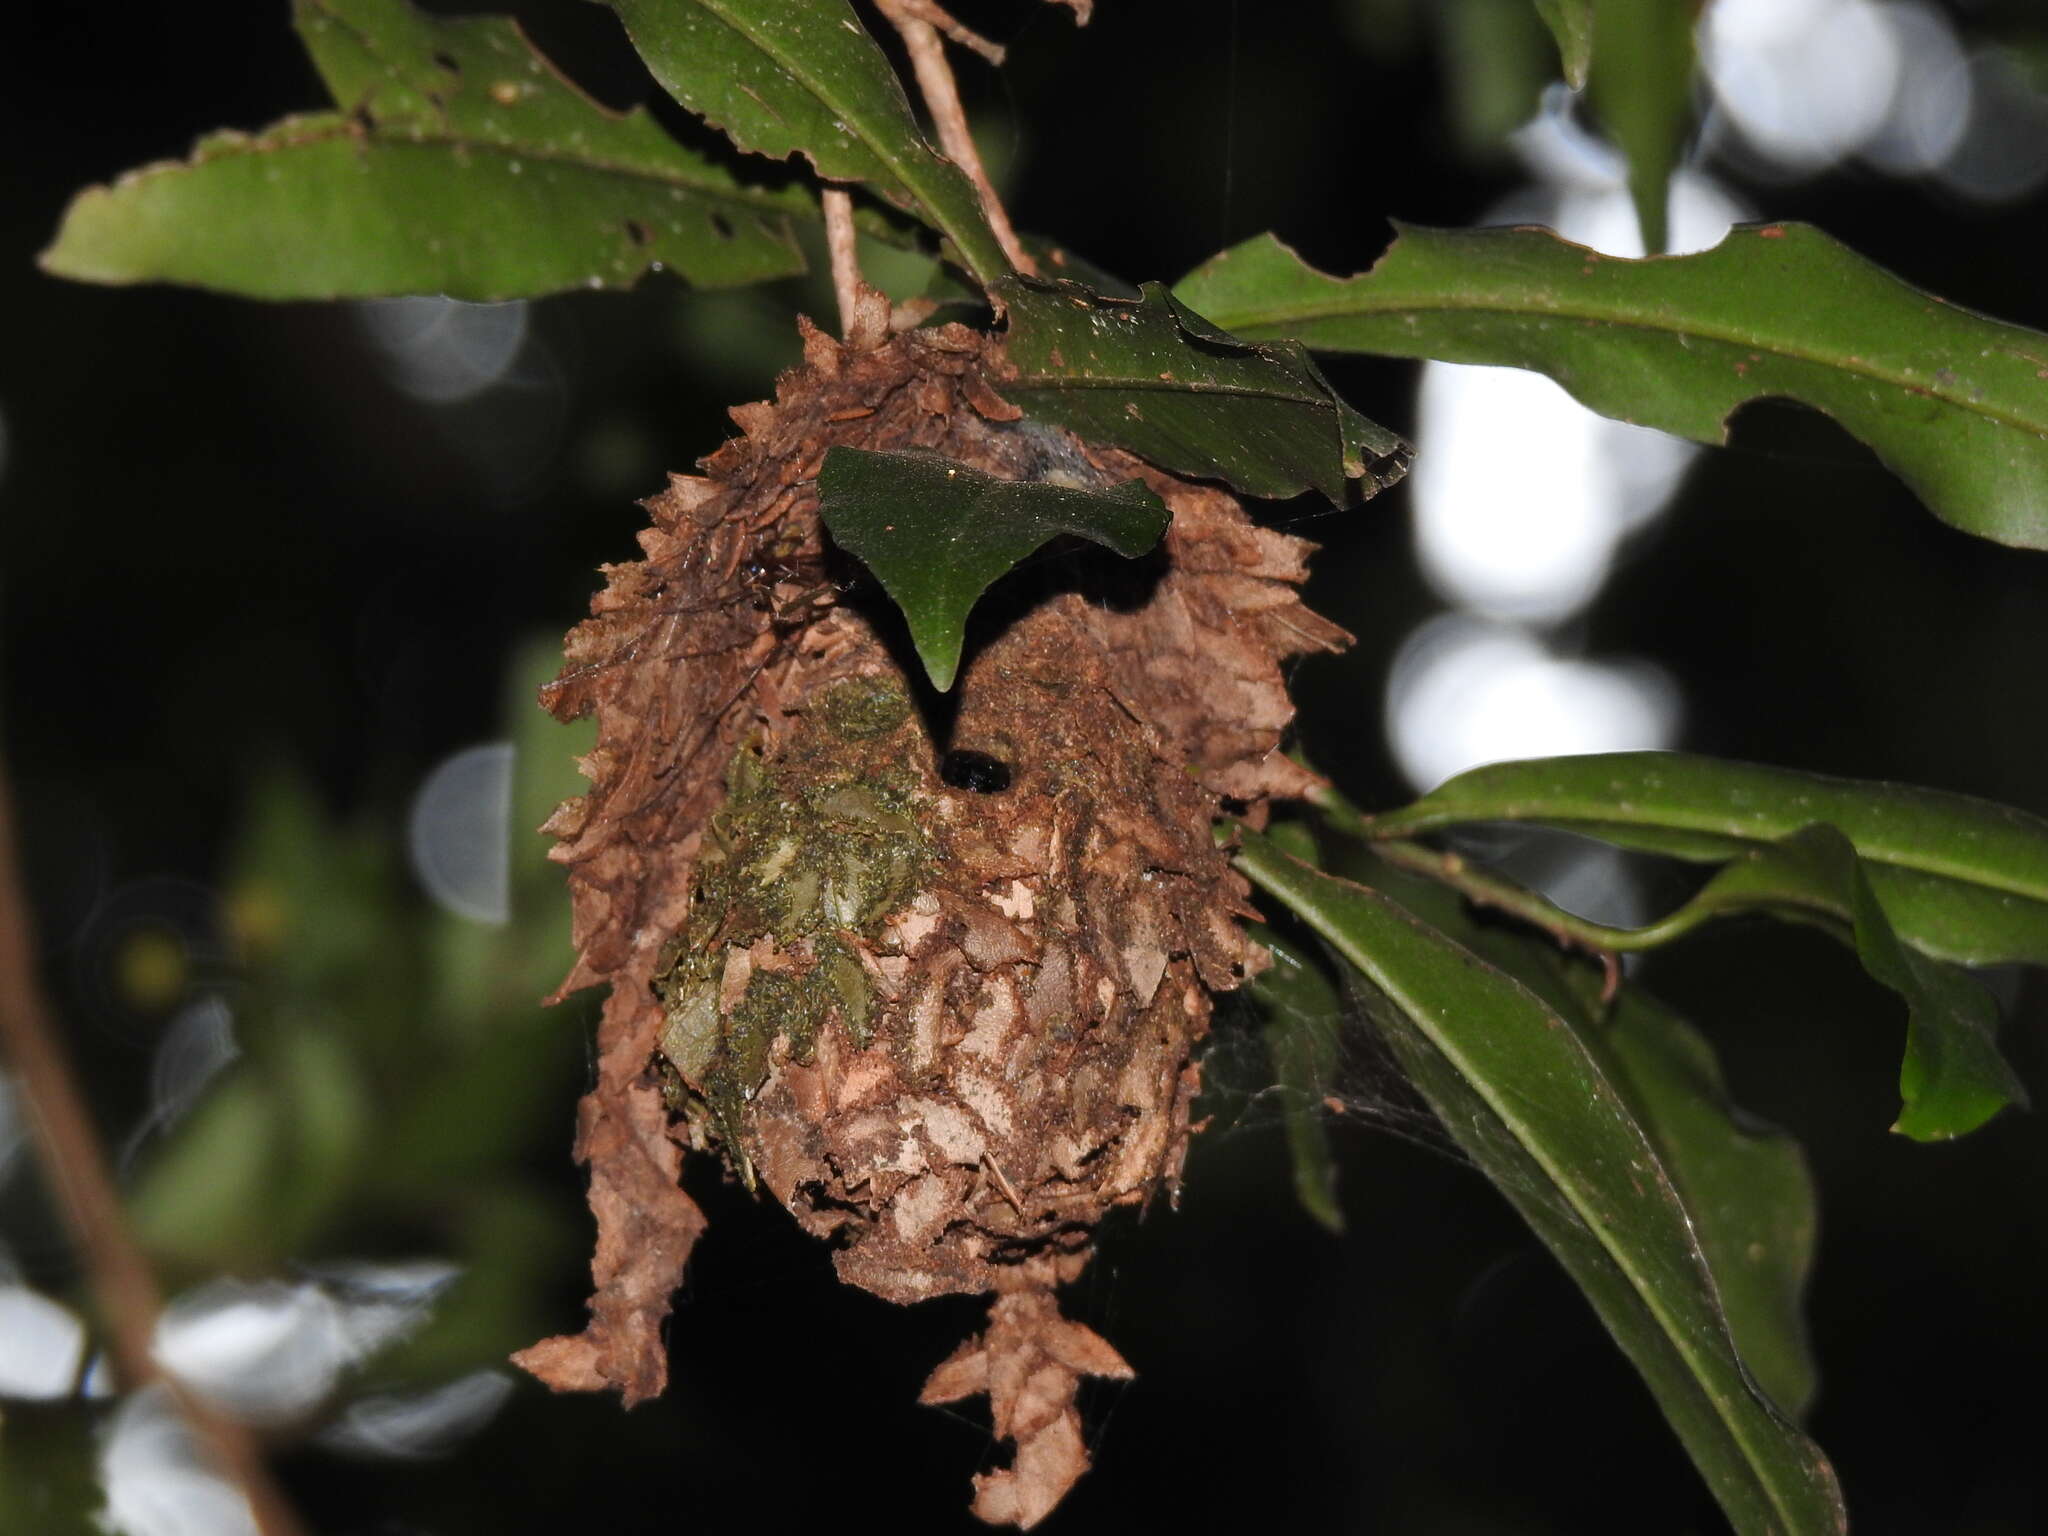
[1232,828,1846,1536]
[816,447,1169,690]
[995,275,1409,502]
[1242,927,1345,1234]
[1532,0,1594,87]
[40,0,818,300]
[601,0,1009,288]
[1369,751,2048,969]
[1175,223,2048,549]
[1589,0,1697,253]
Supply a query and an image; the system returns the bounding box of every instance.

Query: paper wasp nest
[514,317,1346,1527]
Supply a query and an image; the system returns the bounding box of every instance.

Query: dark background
[5,2,2047,1531]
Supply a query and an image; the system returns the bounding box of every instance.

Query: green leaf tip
[1369,752,2038,1140]
[41,0,820,301]
[995,274,1409,504]
[815,446,1169,692]
[1531,0,1594,88]
[1679,825,2024,1142]
[1587,0,1696,254]
[1176,221,2048,550]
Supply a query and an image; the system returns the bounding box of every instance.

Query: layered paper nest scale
[513,318,1347,1527]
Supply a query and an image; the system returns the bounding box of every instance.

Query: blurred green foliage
[125,640,593,1384]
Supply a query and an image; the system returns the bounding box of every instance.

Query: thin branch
[876,1,1037,277]
[885,0,1006,64]
[1308,783,1639,997]
[1367,837,1627,1000]
[0,753,309,1536]
[821,188,889,349]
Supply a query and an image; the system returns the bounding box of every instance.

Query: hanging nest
[513,316,1349,1527]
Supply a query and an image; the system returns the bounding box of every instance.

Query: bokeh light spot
[407,742,514,925]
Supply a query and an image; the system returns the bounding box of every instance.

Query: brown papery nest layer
[513,317,1348,1527]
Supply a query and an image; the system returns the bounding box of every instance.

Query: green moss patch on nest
[653,676,930,1151]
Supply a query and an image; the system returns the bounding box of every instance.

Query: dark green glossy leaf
[601,0,1010,288]
[996,275,1410,502]
[40,0,815,301]
[1532,0,1593,87]
[1593,989,1820,1417]
[1234,828,1845,1535]
[1328,843,1822,1420]
[1174,222,2048,548]
[1242,927,1345,1234]
[1589,0,1696,252]
[816,447,1168,691]
[1370,751,2048,968]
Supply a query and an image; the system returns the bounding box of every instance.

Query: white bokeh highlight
[1704,0,1903,173]
[1700,0,2048,202]
[357,297,529,405]
[153,1264,458,1427]
[1386,616,1679,792]
[1858,3,1971,176]
[317,1369,516,1460]
[0,1282,89,1400]
[1941,48,2048,204]
[97,1385,259,1536]
[1391,103,1724,790]
[1408,365,1700,625]
[122,996,240,1169]
[407,742,515,924]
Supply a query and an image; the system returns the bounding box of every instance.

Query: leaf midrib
[189,111,814,224]
[1217,274,2041,437]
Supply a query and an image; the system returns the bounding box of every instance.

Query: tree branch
[0,753,309,1536]
[1308,785,1631,998]
[877,1,1037,277]
[821,187,890,349]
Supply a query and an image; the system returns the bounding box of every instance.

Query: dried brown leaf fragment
[921,1258,1134,1529]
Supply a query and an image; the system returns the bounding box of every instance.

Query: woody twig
[0,755,309,1536]
[822,188,891,348]
[876,0,1037,277]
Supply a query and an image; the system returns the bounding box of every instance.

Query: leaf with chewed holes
[1177,223,2048,548]
[41,0,817,300]
[601,0,1010,287]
